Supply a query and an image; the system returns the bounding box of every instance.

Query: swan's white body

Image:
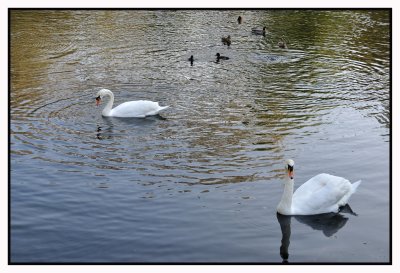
[277,160,361,215]
[96,89,169,118]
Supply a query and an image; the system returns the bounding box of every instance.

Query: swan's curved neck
[102,90,114,116]
[277,177,294,215]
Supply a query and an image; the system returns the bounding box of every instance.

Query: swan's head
[95,89,111,106]
[285,159,294,180]
[216,53,221,58]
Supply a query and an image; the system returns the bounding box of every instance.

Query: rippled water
[10,10,390,263]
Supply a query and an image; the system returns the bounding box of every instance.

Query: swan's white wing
[292,173,353,215]
[111,100,167,117]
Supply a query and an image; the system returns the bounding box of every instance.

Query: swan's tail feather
[351,180,362,193]
[159,105,170,111]
[156,105,169,114]
[338,180,361,207]
[146,105,169,116]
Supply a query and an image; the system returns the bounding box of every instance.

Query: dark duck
[221,35,231,46]
[252,26,267,36]
[216,53,229,61]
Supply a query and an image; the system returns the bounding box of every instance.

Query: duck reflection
[276,205,356,263]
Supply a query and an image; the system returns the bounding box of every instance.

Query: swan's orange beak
[96,96,101,106]
[287,165,294,179]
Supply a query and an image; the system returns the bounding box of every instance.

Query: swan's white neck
[277,176,294,215]
[102,89,114,116]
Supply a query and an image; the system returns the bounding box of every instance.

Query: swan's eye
[288,165,294,172]
[96,96,101,101]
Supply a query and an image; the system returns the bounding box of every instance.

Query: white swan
[95,89,169,118]
[277,159,361,215]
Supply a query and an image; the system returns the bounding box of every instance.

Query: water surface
[10,9,390,263]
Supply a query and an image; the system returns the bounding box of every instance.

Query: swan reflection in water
[276,204,357,263]
[96,125,113,140]
[95,115,167,140]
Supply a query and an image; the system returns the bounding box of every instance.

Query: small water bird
[277,159,361,215]
[216,53,229,61]
[237,16,242,24]
[95,88,169,118]
[278,36,288,48]
[251,26,267,36]
[188,55,194,66]
[221,35,231,46]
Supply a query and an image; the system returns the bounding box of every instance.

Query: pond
[10,9,390,263]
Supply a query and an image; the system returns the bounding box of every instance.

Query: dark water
[10,10,390,263]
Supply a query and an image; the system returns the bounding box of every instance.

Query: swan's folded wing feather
[292,173,352,214]
[111,100,160,117]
